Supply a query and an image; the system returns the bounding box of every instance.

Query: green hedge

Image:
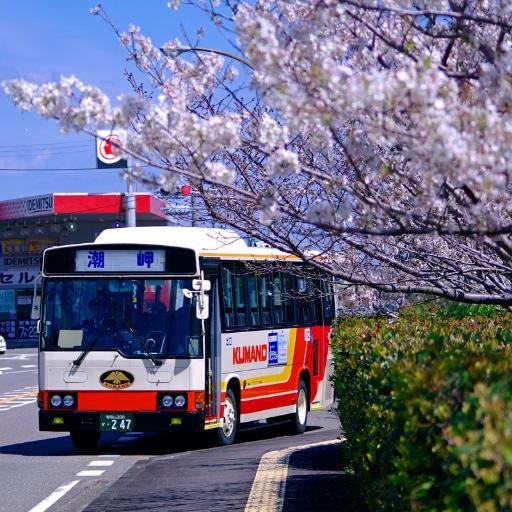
[331,304,512,511]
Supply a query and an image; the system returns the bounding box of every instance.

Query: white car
[0,335,6,354]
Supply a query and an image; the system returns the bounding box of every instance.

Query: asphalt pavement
[0,349,364,511]
[81,410,364,512]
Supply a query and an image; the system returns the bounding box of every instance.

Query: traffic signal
[159,184,192,196]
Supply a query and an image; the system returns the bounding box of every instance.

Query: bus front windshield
[41,278,202,359]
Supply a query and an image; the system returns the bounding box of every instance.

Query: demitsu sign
[0,194,54,219]
[26,195,53,214]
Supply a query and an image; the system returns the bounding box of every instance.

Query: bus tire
[288,379,308,435]
[216,388,238,446]
[70,431,100,452]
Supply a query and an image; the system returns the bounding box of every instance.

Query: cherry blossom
[4,1,512,306]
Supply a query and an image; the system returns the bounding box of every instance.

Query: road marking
[2,369,38,375]
[76,470,105,477]
[27,480,80,512]
[1,354,35,360]
[0,390,37,404]
[21,364,37,368]
[0,388,38,411]
[244,439,342,512]
[88,460,114,467]
[0,367,12,371]
[9,402,35,408]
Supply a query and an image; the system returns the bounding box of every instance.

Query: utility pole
[125,166,136,227]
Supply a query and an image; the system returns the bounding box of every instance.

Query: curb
[244,438,344,512]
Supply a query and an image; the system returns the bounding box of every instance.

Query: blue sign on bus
[268,332,279,365]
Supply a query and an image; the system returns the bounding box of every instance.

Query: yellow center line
[0,391,37,404]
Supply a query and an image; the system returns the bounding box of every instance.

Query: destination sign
[75,249,165,272]
[44,244,197,276]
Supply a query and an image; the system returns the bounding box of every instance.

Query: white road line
[0,402,37,411]
[76,470,105,477]
[88,460,114,467]
[27,480,80,512]
[21,364,37,368]
[244,439,342,512]
[3,369,38,375]
[0,367,12,371]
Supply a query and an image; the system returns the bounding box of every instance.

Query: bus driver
[82,298,108,332]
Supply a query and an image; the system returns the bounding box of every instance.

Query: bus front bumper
[39,410,205,433]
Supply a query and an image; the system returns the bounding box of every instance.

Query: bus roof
[94,227,299,261]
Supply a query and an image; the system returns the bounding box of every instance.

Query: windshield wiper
[121,316,163,367]
[72,318,113,369]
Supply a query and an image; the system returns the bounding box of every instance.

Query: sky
[0,0,225,201]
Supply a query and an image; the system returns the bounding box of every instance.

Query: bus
[36,226,335,450]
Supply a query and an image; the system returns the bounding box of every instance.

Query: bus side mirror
[31,273,42,320]
[196,295,209,320]
[184,275,211,320]
[192,279,211,292]
[31,295,41,320]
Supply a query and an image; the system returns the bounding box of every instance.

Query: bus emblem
[99,370,134,389]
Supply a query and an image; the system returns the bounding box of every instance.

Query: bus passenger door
[203,271,221,425]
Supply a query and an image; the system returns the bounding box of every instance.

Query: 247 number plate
[100,413,133,432]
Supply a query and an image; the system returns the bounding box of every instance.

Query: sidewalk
[282,440,363,511]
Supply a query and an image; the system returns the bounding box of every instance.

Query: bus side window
[247,274,260,326]
[273,272,295,324]
[295,275,316,325]
[320,278,335,324]
[272,273,285,324]
[283,273,294,323]
[258,273,271,325]
[233,263,247,327]
[222,265,235,329]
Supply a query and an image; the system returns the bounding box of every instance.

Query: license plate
[100,413,133,432]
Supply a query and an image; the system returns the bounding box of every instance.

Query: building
[0,192,171,347]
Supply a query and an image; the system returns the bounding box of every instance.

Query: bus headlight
[63,395,75,407]
[161,395,174,408]
[174,395,186,408]
[50,394,62,407]
[49,392,77,409]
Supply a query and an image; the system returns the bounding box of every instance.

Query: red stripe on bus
[76,391,158,411]
[240,392,296,414]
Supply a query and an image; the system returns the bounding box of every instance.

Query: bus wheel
[217,389,238,446]
[288,379,308,435]
[70,431,100,452]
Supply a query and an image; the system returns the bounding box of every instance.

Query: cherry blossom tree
[4,1,512,306]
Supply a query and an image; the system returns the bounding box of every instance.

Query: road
[0,348,348,512]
